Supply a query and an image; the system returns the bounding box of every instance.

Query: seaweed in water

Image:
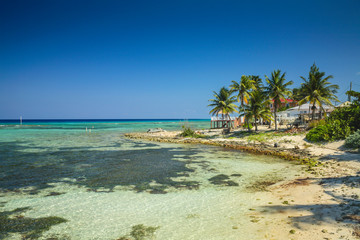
[0,207,67,239]
[246,176,283,192]
[117,224,160,240]
[208,174,239,186]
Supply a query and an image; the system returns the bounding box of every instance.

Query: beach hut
[210,110,238,129]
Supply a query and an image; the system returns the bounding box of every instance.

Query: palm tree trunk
[319,108,322,120]
[311,103,316,120]
[274,105,278,131]
[255,117,258,131]
[241,98,251,132]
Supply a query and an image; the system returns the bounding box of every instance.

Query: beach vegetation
[230,76,255,131]
[306,101,360,142]
[242,122,253,130]
[306,120,351,142]
[249,75,263,90]
[345,129,360,149]
[179,126,206,138]
[346,90,360,104]
[308,119,326,129]
[298,63,339,120]
[230,75,255,107]
[241,89,273,131]
[264,70,293,130]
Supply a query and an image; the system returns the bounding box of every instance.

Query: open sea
[0,119,300,240]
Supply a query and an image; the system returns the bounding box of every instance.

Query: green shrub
[326,119,351,140]
[308,119,326,129]
[345,129,360,149]
[179,126,205,138]
[306,125,330,142]
[306,120,351,142]
[328,104,360,132]
[305,103,360,142]
[243,122,253,129]
[180,126,196,137]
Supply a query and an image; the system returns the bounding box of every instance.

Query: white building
[277,103,334,123]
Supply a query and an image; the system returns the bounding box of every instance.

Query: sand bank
[125,127,360,240]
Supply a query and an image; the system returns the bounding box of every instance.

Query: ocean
[0,119,299,239]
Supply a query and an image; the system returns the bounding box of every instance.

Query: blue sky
[1,0,359,119]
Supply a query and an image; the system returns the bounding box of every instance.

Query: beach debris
[147,128,165,133]
[274,142,280,147]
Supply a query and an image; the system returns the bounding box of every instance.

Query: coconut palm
[265,70,293,130]
[230,75,255,129]
[241,90,273,131]
[208,87,238,119]
[298,64,339,120]
[249,75,263,90]
[230,75,255,108]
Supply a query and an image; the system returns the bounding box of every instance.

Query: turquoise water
[0,119,299,240]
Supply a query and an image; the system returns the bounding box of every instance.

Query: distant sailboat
[20,116,22,125]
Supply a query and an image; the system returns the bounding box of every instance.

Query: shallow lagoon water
[0,120,300,239]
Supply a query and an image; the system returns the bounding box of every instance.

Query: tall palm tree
[265,70,293,130]
[298,64,339,120]
[241,90,273,131]
[208,87,238,119]
[230,75,255,109]
[230,75,255,129]
[292,87,306,101]
[249,75,263,90]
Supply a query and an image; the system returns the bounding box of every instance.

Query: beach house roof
[337,101,352,108]
[270,98,295,103]
[286,103,334,112]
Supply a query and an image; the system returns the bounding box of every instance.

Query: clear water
[0,119,299,240]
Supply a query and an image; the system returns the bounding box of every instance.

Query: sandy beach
[125,126,360,240]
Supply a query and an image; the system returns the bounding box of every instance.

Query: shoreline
[125,127,360,239]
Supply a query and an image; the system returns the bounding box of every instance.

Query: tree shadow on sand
[260,175,360,234]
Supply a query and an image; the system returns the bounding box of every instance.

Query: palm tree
[249,75,263,90]
[230,75,255,129]
[230,75,255,108]
[292,87,306,101]
[265,70,293,130]
[298,64,339,120]
[208,87,238,120]
[241,90,273,131]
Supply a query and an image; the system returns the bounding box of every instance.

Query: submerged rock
[0,207,67,239]
[208,174,239,186]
